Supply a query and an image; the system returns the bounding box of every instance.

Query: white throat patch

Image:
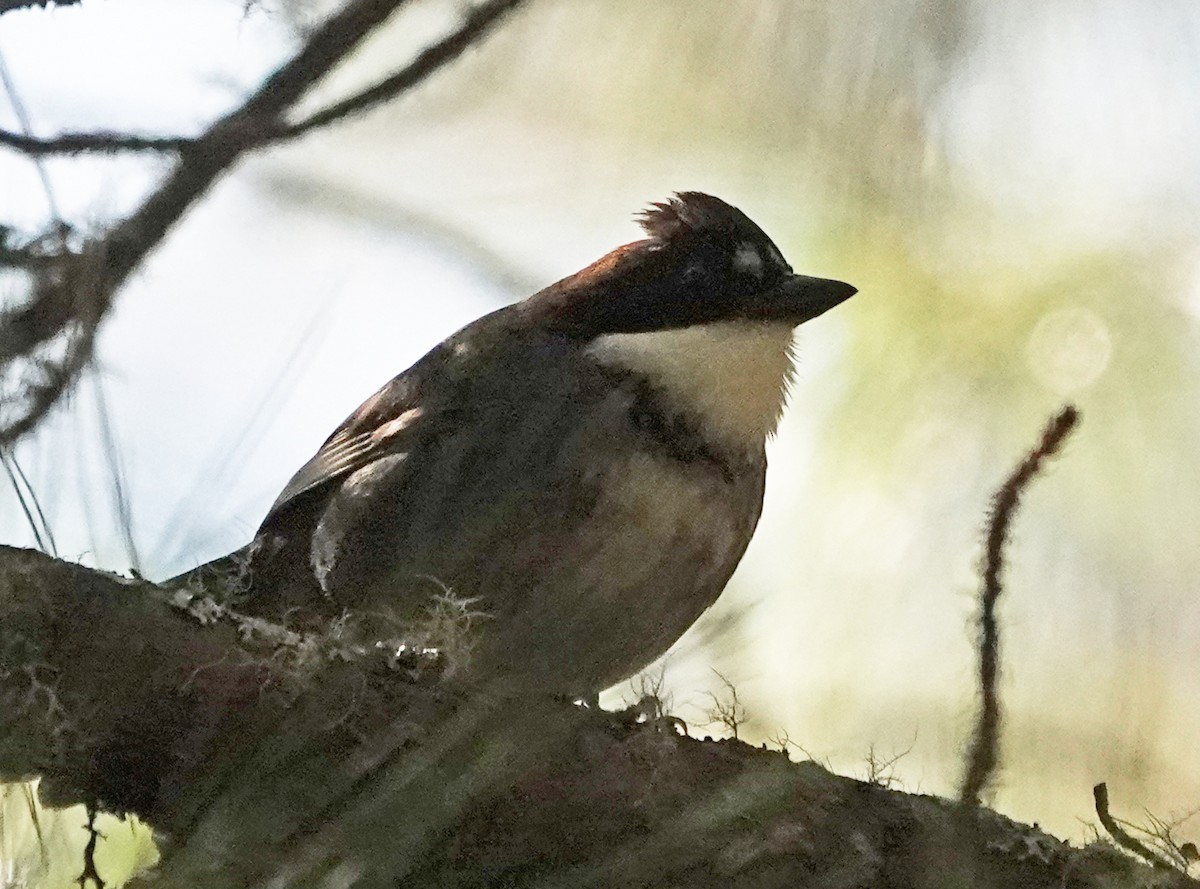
[588,321,797,451]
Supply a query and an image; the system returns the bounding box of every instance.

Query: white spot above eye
[733,243,764,277]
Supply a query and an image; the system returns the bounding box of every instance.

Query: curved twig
[1093,783,1177,871]
[282,0,526,139]
[959,405,1079,804]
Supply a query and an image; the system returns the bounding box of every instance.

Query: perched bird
[195,193,854,696]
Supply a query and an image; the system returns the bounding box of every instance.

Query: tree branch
[0,0,530,446]
[0,545,1179,888]
[0,0,416,445]
[0,0,529,157]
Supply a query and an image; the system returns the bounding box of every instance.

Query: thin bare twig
[702,669,747,740]
[862,734,916,789]
[0,0,528,156]
[90,368,140,573]
[1,448,57,554]
[0,48,62,220]
[1140,807,1200,871]
[282,0,526,138]
[959,405,1079,804]
[0,129,192,156]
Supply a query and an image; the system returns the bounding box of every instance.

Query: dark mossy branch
[0,543,1188,888]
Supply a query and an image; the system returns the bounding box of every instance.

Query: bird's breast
[427,429,767,693]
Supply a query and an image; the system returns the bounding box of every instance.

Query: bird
[183,192,855,697]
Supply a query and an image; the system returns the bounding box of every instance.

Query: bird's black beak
[765,274,857,325]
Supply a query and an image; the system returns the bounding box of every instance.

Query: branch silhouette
[0,0,528,445]
[0,0,525,157]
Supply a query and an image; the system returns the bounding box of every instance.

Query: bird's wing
[261,376,429,526]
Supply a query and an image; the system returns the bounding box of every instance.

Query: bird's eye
[732,243,764,279]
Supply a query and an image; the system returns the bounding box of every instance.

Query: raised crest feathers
[636,192,747,244]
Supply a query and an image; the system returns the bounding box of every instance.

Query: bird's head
[525,191,856,337]
[523,193,856,449]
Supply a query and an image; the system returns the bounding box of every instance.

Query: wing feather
[261,382,426,525]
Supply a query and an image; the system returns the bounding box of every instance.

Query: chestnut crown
[524,192,855,338]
